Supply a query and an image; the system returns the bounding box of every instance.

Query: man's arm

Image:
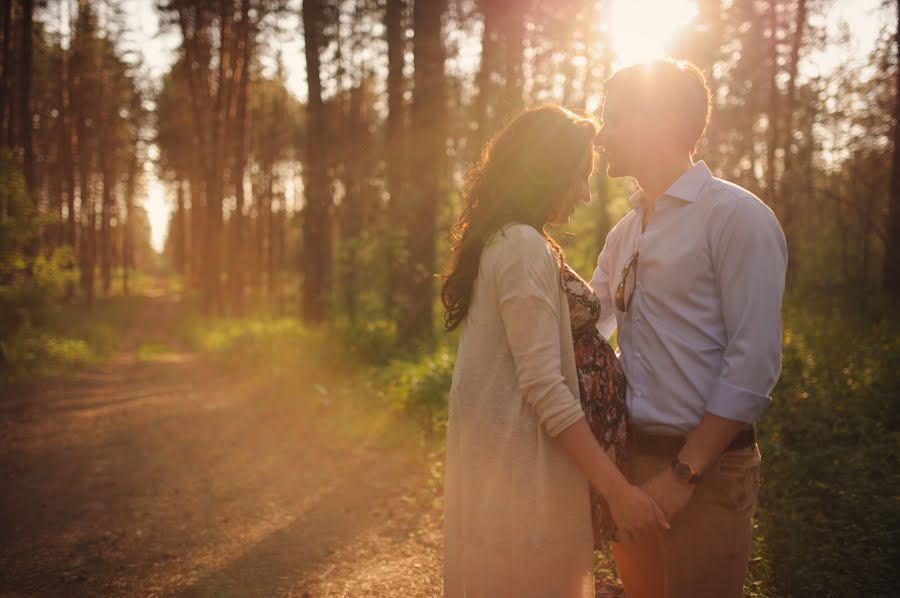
[644,197,787,518]
[682,195,788,474]
[589,229,619,342]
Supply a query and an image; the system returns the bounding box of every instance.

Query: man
[590,59,787,598]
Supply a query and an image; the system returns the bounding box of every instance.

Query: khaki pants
[623,443,762,598]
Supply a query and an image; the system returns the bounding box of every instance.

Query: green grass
[0,294,145,382]
[136,341,172,360]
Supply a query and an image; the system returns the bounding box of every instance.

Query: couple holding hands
[441,59,787,598]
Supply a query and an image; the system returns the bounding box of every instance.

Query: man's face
[596,93,643,177]
[595,91,657,179]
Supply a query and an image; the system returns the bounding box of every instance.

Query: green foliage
[748,291,900,597]
[178,314,341,376]
[1,324,93,374]
[326,286,899,597]
[0,295,139,381]
[377,347,455,440]
[136,341,172,361]
[0,152,81,377]
[335,317,398,365]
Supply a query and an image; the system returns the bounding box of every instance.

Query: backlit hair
[602,58,712,154]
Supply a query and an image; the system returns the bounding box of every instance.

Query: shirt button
[635,352,642,359]
[636,390,643,397]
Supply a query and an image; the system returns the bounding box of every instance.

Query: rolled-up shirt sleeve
[496,232,585,437]
[706,197,788,423]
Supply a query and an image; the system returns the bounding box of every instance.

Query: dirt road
[0,297,442,597]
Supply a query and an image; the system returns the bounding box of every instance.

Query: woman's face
[547,157,594,227]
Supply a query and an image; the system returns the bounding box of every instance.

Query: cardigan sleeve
[493,226,585,437]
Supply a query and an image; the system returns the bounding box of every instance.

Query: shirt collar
[627,161,713,209]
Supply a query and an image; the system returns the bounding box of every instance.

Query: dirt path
[0,296,442,597]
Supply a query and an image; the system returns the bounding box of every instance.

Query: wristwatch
[671,458,700,484]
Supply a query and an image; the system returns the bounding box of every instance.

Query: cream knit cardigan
[442,223,594,597]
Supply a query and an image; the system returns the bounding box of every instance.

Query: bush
[748,291,900,597]
[334,317,398,366]
[377,347,455,439]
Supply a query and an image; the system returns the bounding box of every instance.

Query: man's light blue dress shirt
[589,161,788,435]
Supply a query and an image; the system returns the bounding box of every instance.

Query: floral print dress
[561,263,628,550]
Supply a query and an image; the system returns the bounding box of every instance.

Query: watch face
[674,461,695,482]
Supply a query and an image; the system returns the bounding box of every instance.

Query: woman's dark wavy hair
[440,104,599,332]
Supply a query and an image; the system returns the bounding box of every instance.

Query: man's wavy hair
[602,58,712,154]
[440,104,599,332]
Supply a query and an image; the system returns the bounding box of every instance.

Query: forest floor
[0,291,624,597]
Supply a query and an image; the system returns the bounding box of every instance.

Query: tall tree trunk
[301,0,332,323]
[230,0,251,315]
[884,0,900,300]
[765,0,779,209]
[399,0,446,345]
[75,49,94,306]
[174,178,187,277]
[62,63,77,300]
[266,164,275,299]
[342,83,368,323]
[97,54,111,295]
[122,138,138,296]
[3,0,14,149]
[276,195,286,314]
[0,0,13,149]
[474,0,499,149]
[20,0,35,200]
[780,0,807,277]
[177,3,222,312]
[255,176,264,292]
[501,3,524,116]
[100,162,113,294]
[188,173,204,287]
[57,29,76,253]
[79,168,95,307]
[384,0,405,316]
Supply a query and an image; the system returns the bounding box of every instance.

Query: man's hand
[642,465,695,522]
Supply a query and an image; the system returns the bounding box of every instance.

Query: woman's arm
[495,229,668,539]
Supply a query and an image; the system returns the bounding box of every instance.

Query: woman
[440,105,668,597]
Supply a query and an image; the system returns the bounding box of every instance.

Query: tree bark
[3,0,14,149]
[501,2,524,116]
[230,0,252,315]
[884,0,900,300]
[0,0,12,149]
[175,177,187,278]
[100,160,113,294]
[384,0,405,316]
[301,0,332,323]
[779,0,806,277]
[20,0,35,200]
[122,132,138,296]
[399,0,447,345]
[62,47,77,300]
[474,0,499,148]
[765,0,779,209]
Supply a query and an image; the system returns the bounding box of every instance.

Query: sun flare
[608,0,699,66]
[144,178,170,254]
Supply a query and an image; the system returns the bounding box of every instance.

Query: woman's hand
[606,480,670,543]
[553,418,669,541]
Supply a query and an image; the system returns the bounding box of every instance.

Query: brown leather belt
[627,423,756,457]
